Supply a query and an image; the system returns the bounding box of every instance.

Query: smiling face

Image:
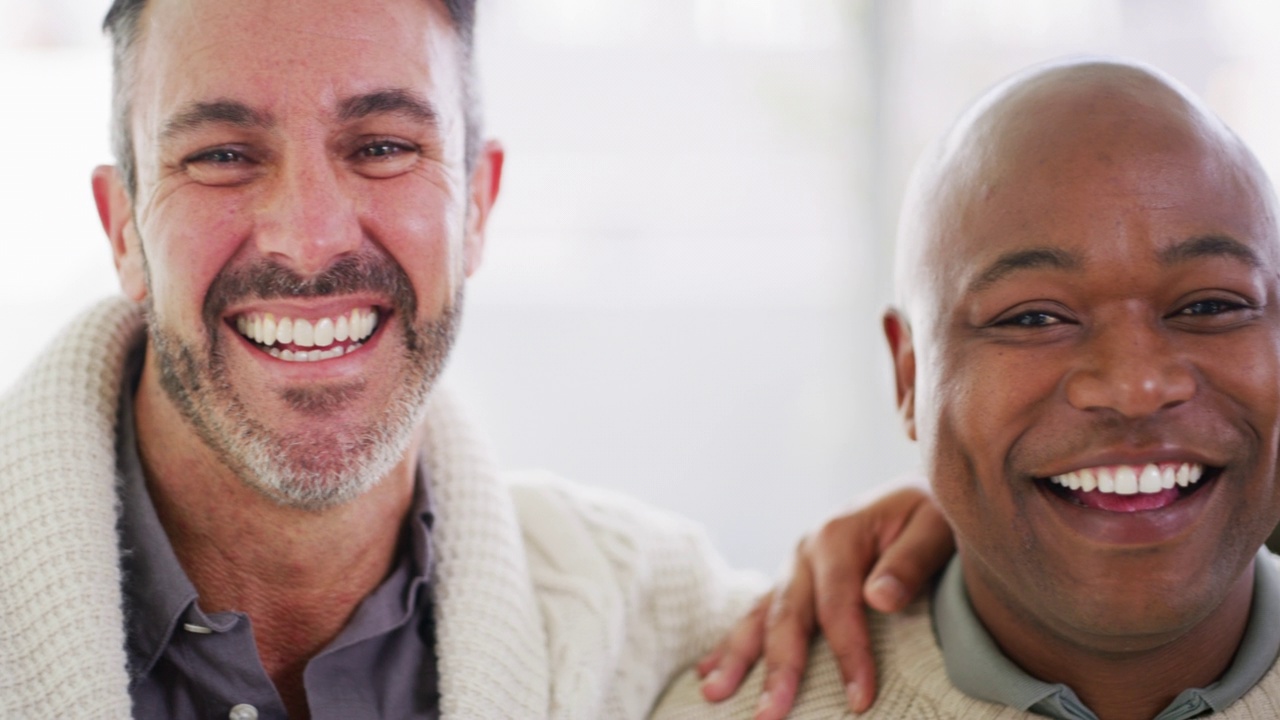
[886,65,1280,658]
[93,0,502,508]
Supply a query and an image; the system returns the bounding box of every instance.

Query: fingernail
[756,691,773,714]
[703,669,723,689]
[846,681,867,712]
[867,574,908,606]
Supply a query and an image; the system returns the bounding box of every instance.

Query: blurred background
[3,0,1279,573]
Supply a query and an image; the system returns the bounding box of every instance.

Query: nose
[253,152,362,275]
[1064,321,1196,418]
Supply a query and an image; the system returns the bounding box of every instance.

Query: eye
[351,139,420,178]
[181,146,259,185]
[192,148,247,164]
[1176,299,1246,316]
[1167,295,1261,331]
[356,140,417,160]
[995,311,1065,328]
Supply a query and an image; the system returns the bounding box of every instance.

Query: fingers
[808,512,881,714]
[753,544,818,719]
[864,494,955,614]
[699,592,772,701]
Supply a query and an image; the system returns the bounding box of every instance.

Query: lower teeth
[266,343,363,362]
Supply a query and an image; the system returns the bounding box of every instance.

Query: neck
[964,557,1255,720]
[132,363,421,707]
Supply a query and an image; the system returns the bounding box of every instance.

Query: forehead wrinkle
[160,100,275,143]
[1158,235,1262,268]
[965,247,1084,295]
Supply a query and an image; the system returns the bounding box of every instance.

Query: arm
[695,486,955,719]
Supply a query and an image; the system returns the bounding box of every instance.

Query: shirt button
[229,704,258,720]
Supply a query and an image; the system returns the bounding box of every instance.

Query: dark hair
[103,0,481,198]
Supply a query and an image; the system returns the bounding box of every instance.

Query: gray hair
[102,0,482,199]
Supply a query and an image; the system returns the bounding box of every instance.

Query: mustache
[1006,410,1239,478]
[202,253,418,333]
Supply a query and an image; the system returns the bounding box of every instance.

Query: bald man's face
[886,97,1280,653]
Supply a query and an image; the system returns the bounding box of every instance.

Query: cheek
[140,191,250,325]
[365,181,467,311]
[920,343,1055,465]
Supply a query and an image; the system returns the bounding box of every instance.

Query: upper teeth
[1049,463,1204,495]
[235,308,378,350]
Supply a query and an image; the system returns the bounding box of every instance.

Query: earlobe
[92,165,147,302]
[462,140,505,277]
[883,310,918,441]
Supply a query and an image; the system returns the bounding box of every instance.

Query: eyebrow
[336,89,440,125]
[160,100,274,142]
[967,247,1083,294]
[1158,234,1261,268]
[158,89,438,146]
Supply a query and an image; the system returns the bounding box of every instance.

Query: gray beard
[143,255,461,511]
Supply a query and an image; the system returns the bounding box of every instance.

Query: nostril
[1065,364,1196,418]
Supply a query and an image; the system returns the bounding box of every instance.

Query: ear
[462,140,504,277]
[883,309,917,441]
[92,165,147,301]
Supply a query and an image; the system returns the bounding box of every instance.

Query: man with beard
[0,0,773,717]
[655,59,1280,719]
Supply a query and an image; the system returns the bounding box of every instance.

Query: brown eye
[1178,299,1242,316]
[998,311,1063,327]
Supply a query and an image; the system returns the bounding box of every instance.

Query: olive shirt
[115,360,440,720]
[935,551,1280,719]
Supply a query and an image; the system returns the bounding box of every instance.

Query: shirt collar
[933,548,1280,720]
[116,350,437,677]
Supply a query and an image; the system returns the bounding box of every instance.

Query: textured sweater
[0,296,765,719]
[652,596,1280,719]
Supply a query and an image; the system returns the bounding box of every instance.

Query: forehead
[930,98,1279,297]
[132,0,463,130]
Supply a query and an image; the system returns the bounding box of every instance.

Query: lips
[1041,462,1213,513]
[233,307,380,363]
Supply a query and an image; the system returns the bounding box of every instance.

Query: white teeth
[1138,465,1162,494]
[234,307,381,357]
[1097,467,1115,493]
[1049,463,1207,497]
[314,318,334,347]
[294,319,315,347]
[1114,466,1138,495]
[261,314,277,346]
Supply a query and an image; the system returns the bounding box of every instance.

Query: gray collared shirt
[934,550,1280,719]
[116,367,440,719]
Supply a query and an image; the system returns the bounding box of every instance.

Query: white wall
[4,0,1279,573]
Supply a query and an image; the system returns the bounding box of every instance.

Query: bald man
[651,58,1280,720]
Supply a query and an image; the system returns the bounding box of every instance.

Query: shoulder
[504,471,767,716]
[505,469,765,600]
[1225,653,1280,717]
[651,598,1041,720]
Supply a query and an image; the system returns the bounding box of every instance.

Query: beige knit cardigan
[0,296,762,719]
